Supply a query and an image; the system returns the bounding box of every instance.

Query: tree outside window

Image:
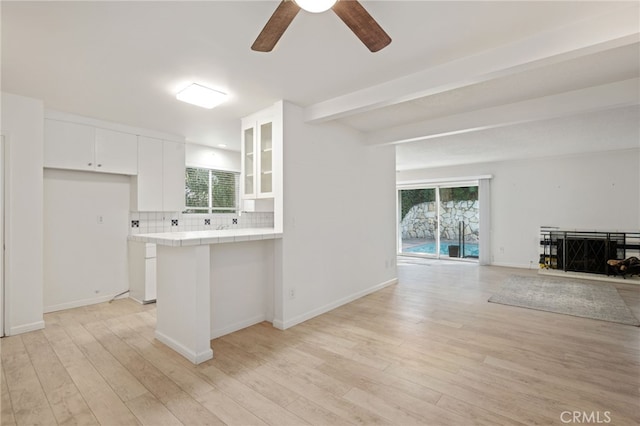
[185,167,238,213]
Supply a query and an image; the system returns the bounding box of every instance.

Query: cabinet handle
[97,164,102,167]
[88,162,92,166]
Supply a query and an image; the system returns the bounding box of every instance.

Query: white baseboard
[491,262,536,270]
[277,278,398,330]
[8,320,45,336]
[44,292,128,313]
[211,314,267,339]
[155,330,213,364]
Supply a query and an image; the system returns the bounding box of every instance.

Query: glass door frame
[1,135,5,336]
[397,179,479,261]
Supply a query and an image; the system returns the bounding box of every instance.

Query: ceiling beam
[303,6,639,123]
[365,78,639,146]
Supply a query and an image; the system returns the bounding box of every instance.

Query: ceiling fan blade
[332,0,391,52]
[251,0,301,52]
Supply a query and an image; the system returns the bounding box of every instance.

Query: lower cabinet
[128,241,157,304]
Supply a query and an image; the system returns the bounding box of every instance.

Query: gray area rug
[489,275,640,326]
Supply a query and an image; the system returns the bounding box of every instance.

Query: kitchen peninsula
[129,228,282,364]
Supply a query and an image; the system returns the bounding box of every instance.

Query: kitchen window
[185,167,239,213]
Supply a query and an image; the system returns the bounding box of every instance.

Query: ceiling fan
[251,0,391,53]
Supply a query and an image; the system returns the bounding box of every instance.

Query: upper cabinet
[44,119,137,175]
[242,114,275,200]
[162,140,186,212]
[94,128,138,174]
[259,121,273,195]
[133,136,163,211]
[131,136,185,212]
[242,125,255,198]
[240,103,283,219]
[44,119,95,171]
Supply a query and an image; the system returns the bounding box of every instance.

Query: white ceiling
[2,1,639,169]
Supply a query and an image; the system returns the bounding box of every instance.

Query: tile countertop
[128,228,282,247]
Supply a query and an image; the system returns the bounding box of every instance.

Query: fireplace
[540,229,638,275]
[557,236,619,274]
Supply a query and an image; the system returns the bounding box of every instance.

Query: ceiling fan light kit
[251,0,391,53]
[295,0,337,13]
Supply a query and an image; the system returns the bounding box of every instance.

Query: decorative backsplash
[129,212,274,234]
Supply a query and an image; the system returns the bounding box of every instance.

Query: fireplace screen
[540,230,634,275]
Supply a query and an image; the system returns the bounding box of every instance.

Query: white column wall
[276,101,398,329]
[1,92,45,334]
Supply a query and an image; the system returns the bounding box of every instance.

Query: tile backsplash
[129,212,274,234]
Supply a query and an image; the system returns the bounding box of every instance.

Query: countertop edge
[128,229,282,247]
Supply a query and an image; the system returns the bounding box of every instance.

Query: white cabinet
[131,136,185,212]
[241,112,276,211]
[44,119,95,171]
[94,128,138,174]
[128,241,156,304]
[242,125,256,198]
[257,120,273,196]
[133,136,163,211]
[44,119,137,174]
[163,140,186,212]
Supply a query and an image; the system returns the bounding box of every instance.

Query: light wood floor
[2,259,639,425]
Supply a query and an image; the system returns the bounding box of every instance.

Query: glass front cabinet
[242,126,255,197]
[241,116,274,200]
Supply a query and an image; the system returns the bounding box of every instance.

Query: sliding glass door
[399,188,437,255]
[399,184,479,259]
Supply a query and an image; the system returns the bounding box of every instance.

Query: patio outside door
[399,184,479,259]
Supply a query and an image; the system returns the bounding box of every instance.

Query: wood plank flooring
[2,259,639,425]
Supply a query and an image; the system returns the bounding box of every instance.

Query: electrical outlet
[289,288,296,300]
[97,215,104,224]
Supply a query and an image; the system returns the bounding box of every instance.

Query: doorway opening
[398,183,479,260]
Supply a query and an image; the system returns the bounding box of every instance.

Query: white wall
[1,92,45,334]
[43,169,130,312]
[397,148,640,268]
[185,143,240,172]
[276,102,398,329]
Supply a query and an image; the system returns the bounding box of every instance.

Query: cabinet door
[257,120,273,197]
[95,128,138,174]
[135,136,164,211]
[44,119,95,171]
[162,140,185,212]
[242,125,256,198]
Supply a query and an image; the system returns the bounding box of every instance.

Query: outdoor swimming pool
[404,241,479,257]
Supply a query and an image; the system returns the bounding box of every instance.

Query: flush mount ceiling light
[176,83,227,109]
[295,0,337,13]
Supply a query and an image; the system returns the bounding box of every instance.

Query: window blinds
[185,167,239,213]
